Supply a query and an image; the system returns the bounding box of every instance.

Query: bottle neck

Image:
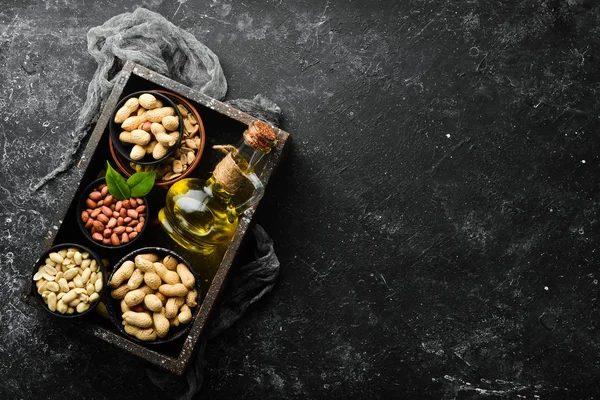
[234,139,268,172]
[211,139,267,195]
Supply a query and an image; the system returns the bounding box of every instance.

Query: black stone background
[1,0,600,399]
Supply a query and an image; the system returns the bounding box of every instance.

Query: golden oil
[159,121,277,286]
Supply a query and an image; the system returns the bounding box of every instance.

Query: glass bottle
[158,121,277,272]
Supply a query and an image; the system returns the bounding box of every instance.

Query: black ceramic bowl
[31,243,107,319]
[105,247,202,345]
[109,91,184,165]
[76,177,149,250]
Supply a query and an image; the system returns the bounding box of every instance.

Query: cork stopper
[243,121,277,152]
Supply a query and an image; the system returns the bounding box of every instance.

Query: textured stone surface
[1,0,600,399]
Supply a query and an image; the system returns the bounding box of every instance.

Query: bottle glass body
[158,137,269,281]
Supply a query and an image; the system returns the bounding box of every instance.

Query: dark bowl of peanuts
[77,177,149,249]
[109,91,184,166]
[109,89,205,188]
[31,243,107,318]
[105,247,201,344]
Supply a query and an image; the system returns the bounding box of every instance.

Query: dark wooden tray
[21,61,290,375]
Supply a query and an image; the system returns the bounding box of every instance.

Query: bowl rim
[108,89,206,187]
[31,242,107,319]
[109,90,184,166]
[105,246,202,345]
[76,177,149,250]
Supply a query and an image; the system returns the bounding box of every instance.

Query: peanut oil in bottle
[158,121,277,286]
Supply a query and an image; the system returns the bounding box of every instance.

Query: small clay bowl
[105,247,202,345]
[76,178,149,250]
[109,89,205,188]
[109,91,184,166]
[31,242,107,319]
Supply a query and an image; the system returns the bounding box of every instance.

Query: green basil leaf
[127,170,156,198]
[105,161,131,201]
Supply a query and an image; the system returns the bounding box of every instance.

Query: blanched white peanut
[63,269,78,280]
[76,302,90,313]
[56,300,68,314]
[62,289,77,304]
[58,278,69,293]
[86,283,95,296]
[81,268,91,285]
[46,282,59,292]
[33,270,45,281]
[47,292,57,312]
[44,265,57,275]
[49,253,63,263]
[95,274,103,292]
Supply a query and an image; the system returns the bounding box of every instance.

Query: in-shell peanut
[153,312,170,338]
[144,294,163,312]
[114,98,139,124]
[122,311,153,328]
[139,93,161,109]
[146,107,175,123]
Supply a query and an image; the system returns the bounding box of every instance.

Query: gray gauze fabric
[32,7,281,190]
[33,7,282,397]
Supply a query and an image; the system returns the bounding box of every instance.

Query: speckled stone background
[2,0,600,399]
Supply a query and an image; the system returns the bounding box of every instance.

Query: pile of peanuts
[81,182,146,246]
[130,102,201,182]
[114,93,181,161]
[33,247,104,315]
[109,252,198,341]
